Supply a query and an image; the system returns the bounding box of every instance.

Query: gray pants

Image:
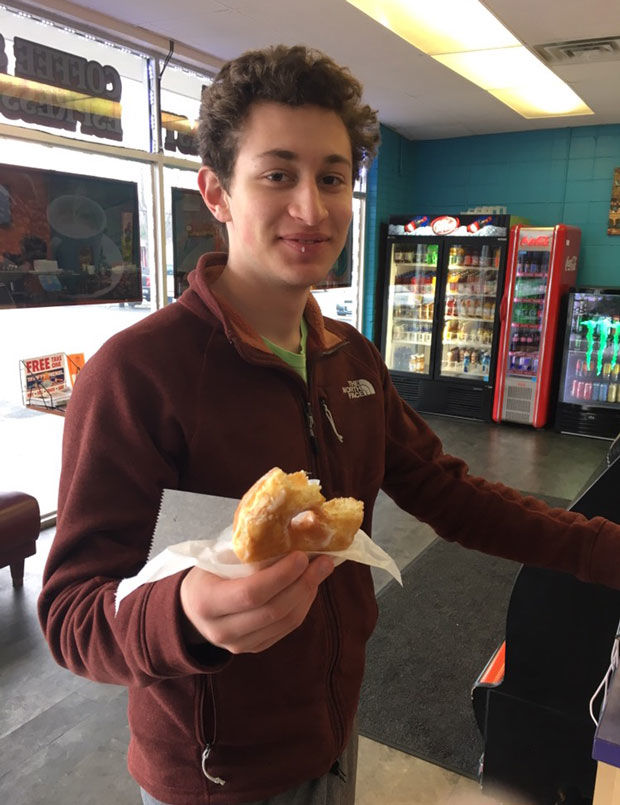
[139,729,358,805]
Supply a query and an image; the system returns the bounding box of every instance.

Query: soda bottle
[467,216,493,233]
[480,245,490,268]
[540,252,550,276]
[609,383,618,403]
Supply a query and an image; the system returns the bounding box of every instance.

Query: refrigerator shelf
[393,336,432,345]
[448,264,499,271]
[446,291,498,297]
[393,261,438,269]
[510,322,541,329]
[507,370,536,378]
[445,315,494,323]
[516,272,546,279]
[444,339,493,348]
[514,297,545,304]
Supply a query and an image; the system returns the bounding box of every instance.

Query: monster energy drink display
[555,289,620,439]
[565,294,620,404]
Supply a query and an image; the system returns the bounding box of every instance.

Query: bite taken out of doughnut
[231,467,364,563]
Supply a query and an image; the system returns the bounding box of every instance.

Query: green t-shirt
[261,317,308,382]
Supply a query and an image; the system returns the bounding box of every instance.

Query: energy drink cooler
[493,225,581,427]
[555,289,620,439]
[381,213,511,421]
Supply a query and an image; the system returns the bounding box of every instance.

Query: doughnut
[231,467,364,563]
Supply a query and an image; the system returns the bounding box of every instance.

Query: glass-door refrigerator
[555,288,620,439]
[381,213,511,420]
[493,225,581,428]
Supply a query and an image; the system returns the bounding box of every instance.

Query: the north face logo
[342,379,376,399]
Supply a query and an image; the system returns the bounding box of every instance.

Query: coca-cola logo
[521,235,550,247]
[431,215,459,235]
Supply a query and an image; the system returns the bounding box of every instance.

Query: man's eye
[265,171,288,182]
[322,175,345,187]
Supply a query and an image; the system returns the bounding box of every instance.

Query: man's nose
[288,181,328,225]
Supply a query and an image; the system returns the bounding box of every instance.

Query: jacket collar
[179,252,344,355]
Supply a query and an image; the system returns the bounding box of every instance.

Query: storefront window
[160,63,206,161]
[0,139,155,515]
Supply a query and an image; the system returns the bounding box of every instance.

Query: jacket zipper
[305,370,345,759]
[197,675,226,787]
[320,398,344,443]
[322,582,345,755]
[305,401,320,460]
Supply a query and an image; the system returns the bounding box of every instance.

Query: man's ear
[198,166,232,223]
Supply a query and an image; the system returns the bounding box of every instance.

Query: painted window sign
[0,32,123,141]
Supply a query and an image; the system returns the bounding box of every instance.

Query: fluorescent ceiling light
[490,85,593,119]
[347,0,519,54]
[346,0,593,118]
[433,47,553,91]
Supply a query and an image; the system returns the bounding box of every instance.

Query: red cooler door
[500,247,551,424]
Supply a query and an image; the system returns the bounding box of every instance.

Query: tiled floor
[0,414,611,804]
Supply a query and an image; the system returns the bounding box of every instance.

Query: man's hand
[179,551,334,654]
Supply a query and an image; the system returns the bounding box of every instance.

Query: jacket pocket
[195,674,227,788]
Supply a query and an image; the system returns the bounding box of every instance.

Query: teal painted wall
[362,124,416,341]
[363,124,620,341]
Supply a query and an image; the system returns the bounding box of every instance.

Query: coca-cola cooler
[493,225,580,428]
[555,288,620,439]
[380,213,511,421]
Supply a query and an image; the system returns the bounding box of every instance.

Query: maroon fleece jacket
[39,254,620,804]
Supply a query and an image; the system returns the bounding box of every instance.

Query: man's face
[204,101,354,292]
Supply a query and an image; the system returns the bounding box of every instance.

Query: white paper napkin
[115,488,402,611]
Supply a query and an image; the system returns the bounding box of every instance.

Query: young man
[39,45,620,805]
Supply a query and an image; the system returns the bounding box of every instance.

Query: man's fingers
[208,556,335,653]
[186,551,311,620]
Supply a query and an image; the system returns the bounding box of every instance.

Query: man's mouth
[280,235,329,253]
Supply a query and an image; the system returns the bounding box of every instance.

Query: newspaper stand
[19,352,84,415]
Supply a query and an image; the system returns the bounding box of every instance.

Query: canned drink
[571,379,579,398]
[609,383,618,403]
[575,359,582,377]
[576,381,585,399]
[584,382,593,400]
[599,383,609,402]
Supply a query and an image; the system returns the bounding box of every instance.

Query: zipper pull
[321,399,344,444]
[201,744,226,786]
[305,401,319,455]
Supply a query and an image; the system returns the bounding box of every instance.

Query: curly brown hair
[197,44,380,189]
